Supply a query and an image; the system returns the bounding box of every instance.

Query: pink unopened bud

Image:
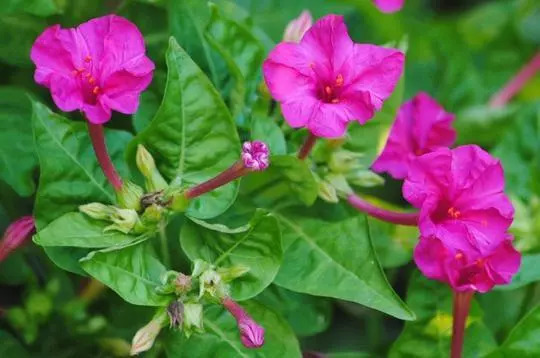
[0,216,35,262]
[223,298,264,349]
[283,10,313,43]
[242,141,269,171]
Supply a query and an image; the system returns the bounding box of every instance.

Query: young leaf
[273,213,415,321]
[81,241,170,306]
[488,304,540,357]
[32,101,132,274]
[0,87,37,197]
[241,155,318,210]
[33,212,141,249]
[165,300,301,358]
[181,210,282,300]
[128,38,241,220]
[389,272,496,357]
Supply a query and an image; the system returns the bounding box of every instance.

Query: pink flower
[414,235,520,292]
[372,92,456,179]
[373,0,405,13]
[263,14,404,138]
[403,145,514,255]
[31,15,154,124]
[0,216,35,262]
[223,298,265,349]
[242,141,270,171]
[283,10,313,43]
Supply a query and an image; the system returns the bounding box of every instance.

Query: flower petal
[373,0,405,13]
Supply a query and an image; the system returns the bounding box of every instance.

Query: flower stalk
[88,123,123,191]
[489,52,540,108]
[451,291,474,358]
[185,141,270,200]
[298,133,318,160]
[347,193,418,226]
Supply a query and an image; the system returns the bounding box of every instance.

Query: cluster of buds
[315,147,384,203]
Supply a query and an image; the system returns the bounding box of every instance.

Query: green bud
[199,269,223,299]
[218,265,250,282]
[192,259,212,278]
[79,203,114,220]
[105,208,140,234]
[169,191,190,213]
[141,204,164,225]
[183,303,204,337]
[318,179,339,203]
[130,311,167,356]
[136,145,168,192]
[116,180,144,211]
[328,150,363,174]
[346,169,385,187]
[326,173,353,198]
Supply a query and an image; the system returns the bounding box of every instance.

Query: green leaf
[0,330,29,358]
[181,210,282,300]
[165,300,301,358]
[205,3,265,118]
[32,101,132,274]
[257,285,332,337]
[328,354,370,358]
[369,217,417,268]
[274,213,415,321]
[128,38,241,220]
[81,241,170,306]
[0,0,64,16]
[496,254,540,291]
[251,113,287,155]
[241,155,318,210]
[33,212,141,249]
[488,304,540,357]
[133,91,160,133]
[0,87,37,196]
[389,272,497,358]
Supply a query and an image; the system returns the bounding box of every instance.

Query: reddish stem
[298,133,317,160]
[347,194,418,226]
[489,52,540,108]
[222,297,248,321]
[185,161,249,200]
[451,291,474,358]
[87,123,123,191]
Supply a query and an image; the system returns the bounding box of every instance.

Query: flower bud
[140,204,164,226]
[169,191,190,213]
[346,170,385,188]
[192,259,212,278]
[318,180,339,203]
[183,303,204,337]
[167,300,183,329]
[328,150,363,174]
[223,298,265,349]
[175,273,192,295]
[130,312,167,356]
[0,216,35,262]
[283,10,312,43]
[79,203,114,220]
[136,145,168,192]
[326,174,353,198]
[105,208,140,234]
[218,265,250,282]
[116,180,144,211]
[242,141,270,171]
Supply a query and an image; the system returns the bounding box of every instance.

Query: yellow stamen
[84,55,92,63]
[331,98,340,104]
[92,86,100,95]
[324,86,332,96]
[335,74,344,87]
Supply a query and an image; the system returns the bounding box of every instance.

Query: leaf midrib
[36,111,113,201]
[275,214,406,314]
[204,319,250,358]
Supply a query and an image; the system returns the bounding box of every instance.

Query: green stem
[159,220,170,268]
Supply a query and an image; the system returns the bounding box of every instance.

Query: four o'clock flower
[283,10,313,43]
[222,297,265,349]
[373,0,405,13]
[372,92,456,179]
[263,14,404,138]
[30,14,154,124]
[403,145,514,254]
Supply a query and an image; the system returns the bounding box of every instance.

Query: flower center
[72,55,101,105]
[447,207,461,219]
[431,200,462,223]
[317,74,344,104]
